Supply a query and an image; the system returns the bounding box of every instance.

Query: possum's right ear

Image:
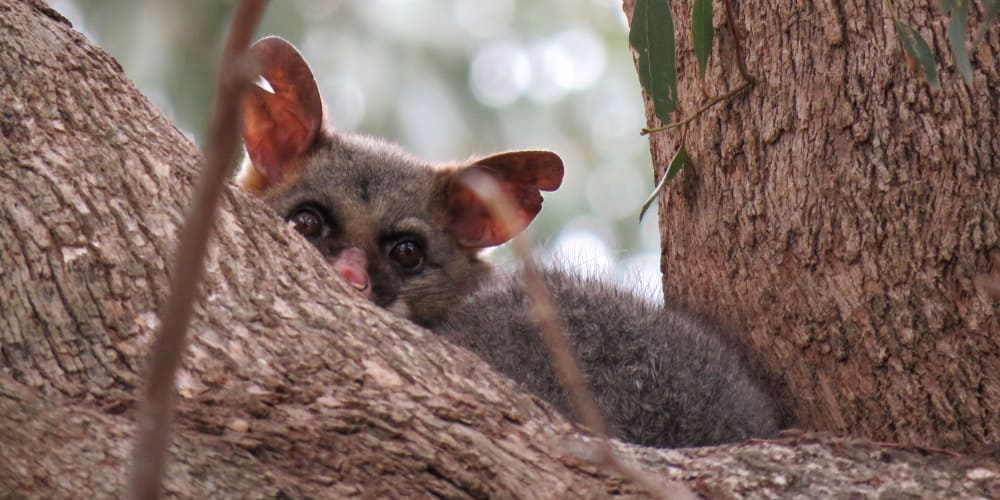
[445,150,564,248]
[238,36,324,192]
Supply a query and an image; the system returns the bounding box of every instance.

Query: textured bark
[625,0,1000,452]
[0,0,997,497]
[5,372,998,498]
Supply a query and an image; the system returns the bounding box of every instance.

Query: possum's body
[239,36,783,449]
[436,268,781,447]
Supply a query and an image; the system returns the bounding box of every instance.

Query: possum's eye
[389,239,424,273]
[288,207,324,238]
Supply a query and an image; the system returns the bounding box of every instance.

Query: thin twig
[463,174,694,500]
[878,441,963,458]
[722,0,756,83]
[641,80,751,135]
[128,2,268,499]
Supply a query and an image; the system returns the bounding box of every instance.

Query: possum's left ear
[444,150,564,248]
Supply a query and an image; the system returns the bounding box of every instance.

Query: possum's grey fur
[434,268,781,448]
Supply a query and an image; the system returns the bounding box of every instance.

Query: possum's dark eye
[288,207,324,238]
[389,239,424,272]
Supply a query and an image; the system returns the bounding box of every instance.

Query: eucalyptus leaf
[692,0,713,77]
[893,18,940,89]
[630,0,677,123]
[639,147,688,222]
[947,0,973,83]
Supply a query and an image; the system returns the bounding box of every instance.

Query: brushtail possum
[238,36,780,447]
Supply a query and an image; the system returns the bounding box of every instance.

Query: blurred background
[53,0,661,295]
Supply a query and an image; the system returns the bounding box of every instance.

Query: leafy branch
[631,0,755,137]
[629,0,755,216]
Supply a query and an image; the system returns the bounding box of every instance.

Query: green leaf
[940,0,957,13]
[947,0,973,83]
[692,0,713,77]
[639,146,688,222]
[976,0,1000,44]
[630,0,677,123]
[893,18,940,89]
[662,146,688,182]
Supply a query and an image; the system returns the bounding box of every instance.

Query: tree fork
[0,0,997,496]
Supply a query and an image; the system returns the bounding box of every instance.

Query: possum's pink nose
[331,248,371,299]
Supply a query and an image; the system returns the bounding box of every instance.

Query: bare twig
[722,0,756,83]
[128,2,268,499]
[877,440,963,458]
[641,80,751,135]
[463,174,694,500]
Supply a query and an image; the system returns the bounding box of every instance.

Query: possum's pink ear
[446,150,564,248]
[239,36,324,192]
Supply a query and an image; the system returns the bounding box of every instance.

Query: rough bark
[626,0,999,452]
[0,0,997,497]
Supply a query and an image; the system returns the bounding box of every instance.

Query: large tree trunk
[630,0,999,452]
[1,0,997,497]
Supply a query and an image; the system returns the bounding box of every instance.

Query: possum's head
[237,36,563,327]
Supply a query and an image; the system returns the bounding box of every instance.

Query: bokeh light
[470,42,532,108]
[454,0,515,39]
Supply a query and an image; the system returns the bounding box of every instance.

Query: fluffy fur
[435,268,781,447]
